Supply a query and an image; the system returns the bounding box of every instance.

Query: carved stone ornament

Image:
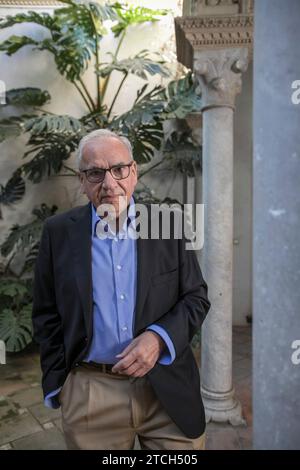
[194,47,249,110]
[175,14,253,69]
[183,0,253,16]
[0,1,60,6]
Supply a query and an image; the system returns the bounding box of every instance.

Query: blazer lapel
[133,206,156,335]
[67,202,93,336]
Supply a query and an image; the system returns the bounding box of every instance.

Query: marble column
[195,48,248,424]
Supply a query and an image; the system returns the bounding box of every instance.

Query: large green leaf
[22,242,40,274]
[0,11,57,30]
[112,3,168,37]
[0,174,25,206]
[38,30,95,82]
[0,203,57,257]
[111,85,165,128]
[4,88,51,107]
[23,114,83,135]
[20,133,79,183]
[56,1,118,37]
[1,220,42,258]
[160,73,202,119]
[0,35,38,55]
[110,117,163,164]
[98,51,170,80]
[0,305,33,352]
[0,117,23,142]
[0,281,27,298]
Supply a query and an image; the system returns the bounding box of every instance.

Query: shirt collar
[91,196,136,238]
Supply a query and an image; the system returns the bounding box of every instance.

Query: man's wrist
[147,330,166,354]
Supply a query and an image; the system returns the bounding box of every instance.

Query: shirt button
[117,265,122,270]
[120,294,125,300]
[122,326,128,332]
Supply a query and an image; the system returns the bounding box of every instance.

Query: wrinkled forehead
[81,136,132,167]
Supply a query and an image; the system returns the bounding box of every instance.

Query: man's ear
[132,161,138,179]
[78,173,86,194]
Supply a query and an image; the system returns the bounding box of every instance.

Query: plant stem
[89,9,101,110]
[34,108,56,115]
[107,72,128,120]
[3,252,16,276]
[101,30,126,104]
[78,78,96,111]
[62,164,78,175]
[95,36,101,109]
[138,159,164,179]
[73,81,94,113]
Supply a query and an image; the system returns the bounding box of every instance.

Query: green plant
[0,280,33,352]
[0,0,201,351]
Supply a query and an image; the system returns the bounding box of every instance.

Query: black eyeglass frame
[80,161,134,183]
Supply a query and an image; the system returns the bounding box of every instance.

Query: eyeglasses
[80,162,134,183]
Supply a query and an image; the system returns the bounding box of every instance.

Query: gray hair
[77,129,133,168]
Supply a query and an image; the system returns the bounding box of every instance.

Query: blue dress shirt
[45,197,175,408]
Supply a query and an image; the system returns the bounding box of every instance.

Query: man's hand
[111,331,165,377]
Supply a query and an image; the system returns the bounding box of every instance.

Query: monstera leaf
[3,88,51,107]
[112,3,168,37]
[0,305,33,352]
[23,114,83,135]
[0,11,56,30]
[0,174,25,219]
[0,203,57,257]
[98,51,170,80]
[161,72,202,119]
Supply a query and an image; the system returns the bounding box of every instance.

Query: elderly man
[32,129,210,450]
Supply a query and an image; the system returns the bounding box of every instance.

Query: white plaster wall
[0,1,181,261]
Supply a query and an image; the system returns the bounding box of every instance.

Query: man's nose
[102,170,118,189]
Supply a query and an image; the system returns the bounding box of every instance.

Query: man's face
[79,136,138,219]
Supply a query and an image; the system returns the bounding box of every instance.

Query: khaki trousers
[59,364,205,450]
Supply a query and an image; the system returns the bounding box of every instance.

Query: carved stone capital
[175,14,253,69]
[194,47,248,110]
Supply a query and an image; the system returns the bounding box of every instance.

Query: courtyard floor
[0,326,252,450]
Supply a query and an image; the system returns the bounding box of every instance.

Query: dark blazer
[32,202,210,439]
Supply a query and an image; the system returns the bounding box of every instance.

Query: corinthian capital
[194,47,249,110]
